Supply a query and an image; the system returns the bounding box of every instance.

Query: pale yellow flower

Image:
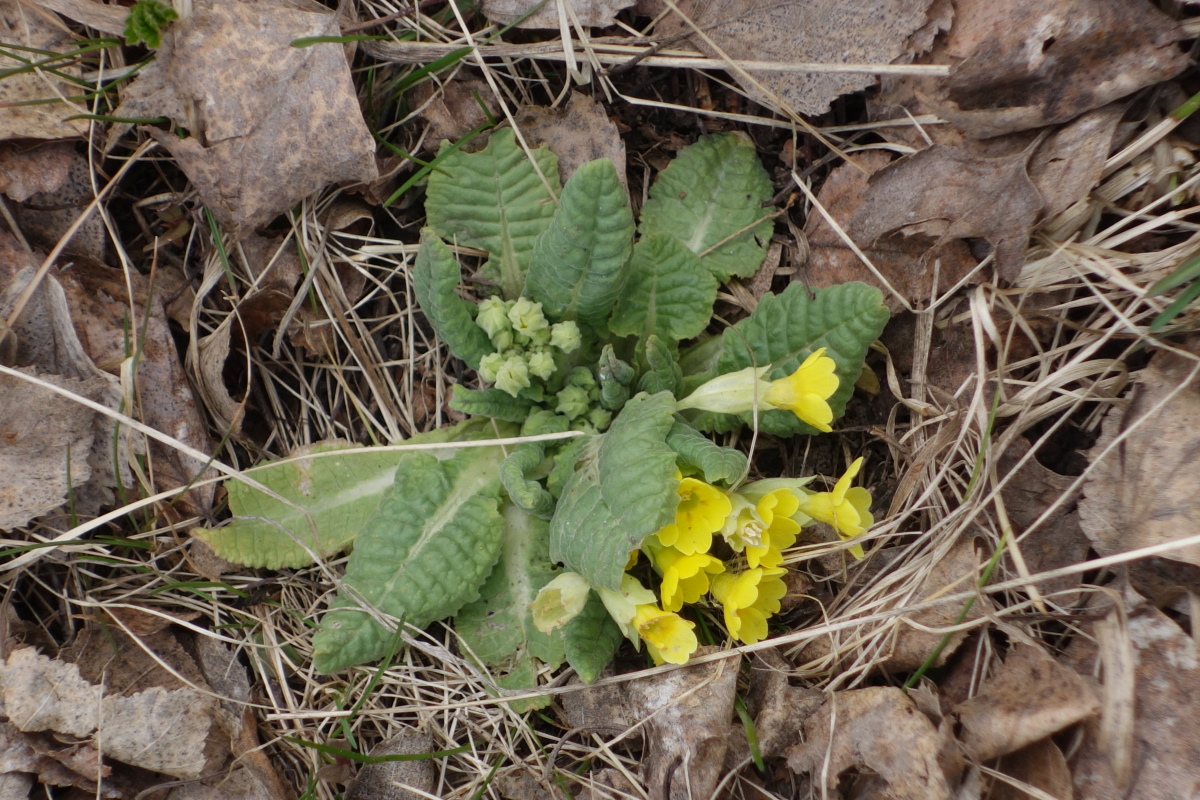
[710,567,788,645]
[675,348,839,431]
[633,604,698,664]
[720,489,801,569]
[648,544,726,612]
[655,476,732,556]
[799,457,873,559]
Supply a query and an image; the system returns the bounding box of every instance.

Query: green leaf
[312,446,507,673]
[194,421,498,569]
[413,229,494,369]
[638,334,683,396]
[194,442,402,569]
[124,0,177,48]
[666,420,747,485]
[425,127,560,299]
[693,282,889,436]
[562,592,622,683]
[638,133,774,281]
[526,159,634,325]
[609,234,718,343]
[450,385,535,422]
[549,392,678,590]
[456,503,565,701]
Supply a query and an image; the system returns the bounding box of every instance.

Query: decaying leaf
[989,738,1073,800]
[514,92,627,190]
[786,686,950,800]
[657,0,936,116]
[624,649,739,800]
[0,141,74,202]
[0,0,88,140]
[14,146,106,261]
[114,0,378,238]
[0,647,215,780]
[411,78,498,145]
[1069,595,1200,800]
[745,650,824,760]
[346,728,435,800]
[953,643,1099,762]
[482,0,634,30]
[1079,349,1200,568]
[849,144,1043,283]
[803,150,978,310]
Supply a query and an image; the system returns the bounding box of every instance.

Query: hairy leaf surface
[526,158,634,325]
[608,234,717,343]
[413,229,494,369]
[667,420,748,485]
[425,128,560,299]
[693,282,889,436]
[312,446,507,673]
[638,133,773,280]
[549,392,678,590]
[456,503,565,695]
[450,385,536,422]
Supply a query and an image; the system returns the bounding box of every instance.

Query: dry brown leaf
[15,146,106,261]
[346,728,435,800]
[0,256,134,526]
[803,150,977,310]
[114,0,378,239]
[514,92,627,191]
[848,144,1043,283]
[745,650,824,760]
[886,537,991,672]
[786,686,950,800]
[953,643,1099,762]
[989,738,1072,800]
[996,438,1089,605]
[58,259,216,517]
[1,646,219,781]
[0,0,88,140]
[482,0,634,30]
[0,722,116,796]
[1070,598,1200,800]
[0,141,74,202]
[657,0,935,116]
[876,0,1186,140]
[1079,349,1200,568]
[27,0,127,35]
[624,648,739,800]
[1028,105,1123,221]
[411,78,498,145]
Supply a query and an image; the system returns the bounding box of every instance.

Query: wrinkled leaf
[456,503,565,694]
[425,127,560,300]
[666,420,747,486]
[608,234,717,343]
[413,229,494,369]
[450,385,536,422]
[525,158,634,325]
[550,392,678,590]
[313,446,507,673]
[693,282,889,436]
[638,133,774,281]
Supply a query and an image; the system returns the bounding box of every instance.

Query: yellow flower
[720,489,802,569]
[710,567,788,645]
[633,604,698,665]
[675,348,839,432]
[596,574,658,641]
[649,545,726,612]
[799,457,873,560]
[656,476,732,555]
[762,349,839,432]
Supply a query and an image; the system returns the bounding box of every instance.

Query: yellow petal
[832,457,864,504]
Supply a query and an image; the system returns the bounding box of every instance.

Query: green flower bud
[527,349,556,381]
[529,326,552,347]
[550,320,582,353]
[531,572,591,633]
[475,296,512,339]
[495,356,531,397]
[478,352,505,383]
[566,366,596,390]
[556,384,591,420]
[508,297,549,339]
[491,328,514,352]
[587,407,613,430]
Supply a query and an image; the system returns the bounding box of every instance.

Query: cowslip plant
[197,129,889,697]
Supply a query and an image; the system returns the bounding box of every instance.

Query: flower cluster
[476,297,581,396]
[535,458,874,666]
